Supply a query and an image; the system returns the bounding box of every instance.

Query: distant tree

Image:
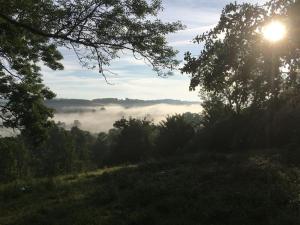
[182,112,203,131]
[111,117,155,163]
[155,114,195,157]
[0,0,183,140]
[72,120,81,128]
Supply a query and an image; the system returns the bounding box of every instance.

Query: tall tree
[0,0,183,139]
[182,0,299,114]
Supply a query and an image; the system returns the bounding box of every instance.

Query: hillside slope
[1,152,300,225]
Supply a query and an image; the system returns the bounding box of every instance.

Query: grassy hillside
[1,152,300,225]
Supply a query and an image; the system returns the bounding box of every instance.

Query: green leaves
[183,0,299,115]
[0,0,183,142]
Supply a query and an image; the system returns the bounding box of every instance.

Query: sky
[41,0,266,101]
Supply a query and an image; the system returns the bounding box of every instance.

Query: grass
[1,152,300,225]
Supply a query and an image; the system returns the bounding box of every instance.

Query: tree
[182,112,203,131]
[111,117,155,163]
[200,94,232,128]
[0,0,184,139]
[91,132,110,167]
[182,0,300,114]
[37,124,75,176]
[70,126,95,171]
[181,0,300,150]
[155,114,195,157]
[0,137,29,182]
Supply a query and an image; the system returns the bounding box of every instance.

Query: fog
[53,104,202,133]
[0,128,19,137]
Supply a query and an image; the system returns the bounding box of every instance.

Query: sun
[262,21,286,42]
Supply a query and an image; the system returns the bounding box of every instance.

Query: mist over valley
[47,98,202,133]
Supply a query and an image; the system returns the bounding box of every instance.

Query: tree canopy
[0,0,183,139]
[182,0,300,114]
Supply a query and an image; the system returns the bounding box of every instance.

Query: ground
[1,151,300,225]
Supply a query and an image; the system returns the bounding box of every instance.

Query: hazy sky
[41,0,266,101]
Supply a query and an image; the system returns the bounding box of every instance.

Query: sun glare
[263,21,286,42]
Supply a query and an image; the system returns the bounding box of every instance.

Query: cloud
[42,71,200,101]
[0,128,19,137]
[53,104,203,133]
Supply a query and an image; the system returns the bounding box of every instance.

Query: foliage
[181,112,203,131]
[36,124,77,176]
[91,132,110,167]
[1,153,300,225]
[182,0,300,114]
[180,0,300,153]
[70,126,95,171]
[0,0,183,138]
[110,117,155,163]
[188,90,300,152]
[2,2,300,223]
[155,114,195,156]
[0,137,29,182]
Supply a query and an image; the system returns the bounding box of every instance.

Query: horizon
[48,97,201,102]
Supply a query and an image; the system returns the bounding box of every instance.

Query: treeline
[191,93,300,152]
[2,89,300,183]
[0,113,201,182]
